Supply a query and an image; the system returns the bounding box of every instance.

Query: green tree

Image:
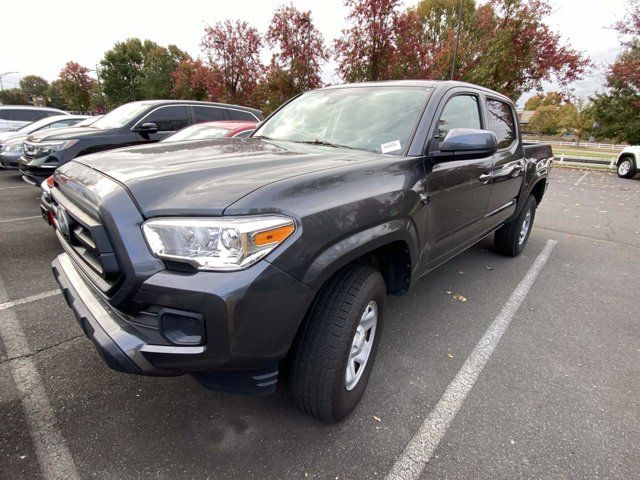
[529,105,563,135]
[100,38,190,107]
[591,0,640,144]
[0,88,28,105]
[45,80,68,110]
[524,91,563,110]
[19,75,50,101]
[561,98,594,145]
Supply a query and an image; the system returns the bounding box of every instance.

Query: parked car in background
[40,175,55,228]
[162,121,258,142]
[19,100,263,185]
[74,115,103,127]
[0,106,68,132]
[0,115,88,169]
[616,146,639,179]
[49,80,552,422]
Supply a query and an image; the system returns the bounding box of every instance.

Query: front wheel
[291,265,386,423]
[617,157,637,179]
[494,195,537,257]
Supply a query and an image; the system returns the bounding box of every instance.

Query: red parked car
[161,120,257,142]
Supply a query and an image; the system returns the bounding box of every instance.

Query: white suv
[0,106,68,132]
[616,146,639,179]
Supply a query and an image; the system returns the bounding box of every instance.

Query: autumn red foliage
[201,20,263,106]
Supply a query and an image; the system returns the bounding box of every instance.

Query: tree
[591,0,640,144]
[561,98,594,145]
[334,0,402,82]
[340,0,589,100]
[266,5,328,94]
[524,91,563,110]
[58,61,96,113]
[529,105,563,135]
[100,38,146,106]
[201,20,263,106]
[19,75,49,101]
[0,88,27,105]
[99,38,187,107]
[45,80,68,110]
[172,59,222,101]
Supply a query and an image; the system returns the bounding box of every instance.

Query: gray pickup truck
[50,80,552,422]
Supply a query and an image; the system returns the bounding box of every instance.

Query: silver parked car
[0,106,68,132]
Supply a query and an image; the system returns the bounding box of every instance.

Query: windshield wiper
[252,135,275,140]
[292,139,355,150]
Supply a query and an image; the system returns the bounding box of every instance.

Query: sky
[0,0,630,105]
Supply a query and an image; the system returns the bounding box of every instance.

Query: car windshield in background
[15,116,61,134]
[254,87,432,155]
[163,124,232,142]
[90,103,150,129]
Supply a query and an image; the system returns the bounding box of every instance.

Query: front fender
[299,218,420,292]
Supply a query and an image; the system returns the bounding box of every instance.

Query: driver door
[423,92,494,270]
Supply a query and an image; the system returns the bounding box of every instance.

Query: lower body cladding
[52,252,316,394]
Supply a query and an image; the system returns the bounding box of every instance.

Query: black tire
[494,195,537,257]
[617,156,637,179]
[291,264,386,423]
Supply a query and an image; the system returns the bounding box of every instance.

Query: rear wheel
[291,264,385,423]
[617,156,637,179]
[494,195,537,257]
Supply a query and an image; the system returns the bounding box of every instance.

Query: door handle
[479,172,492,183]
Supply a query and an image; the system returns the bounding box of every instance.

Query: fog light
[159,309,205,346]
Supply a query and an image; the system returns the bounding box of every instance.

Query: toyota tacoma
[50,81,552,422]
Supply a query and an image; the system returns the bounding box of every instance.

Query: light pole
[88,66,106,113]
[300,17,311,90]
[450,0,464,80]
[215,40,228,103]
[0,71,18,92]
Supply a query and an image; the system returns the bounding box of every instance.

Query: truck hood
[73,138,381,217]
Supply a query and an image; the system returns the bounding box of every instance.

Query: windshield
[90,103,151,129]
[163,124,232,142]
[16,116,65,134]
[253,86,432,154]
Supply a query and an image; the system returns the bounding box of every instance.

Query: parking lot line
[0,215,42,224]
[0,289,61,312]
[574,171,589,186]
[0,276,79,480]
[386,239,557,480]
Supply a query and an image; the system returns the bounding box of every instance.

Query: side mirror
[135,122,159,135]
[437,128,498,158]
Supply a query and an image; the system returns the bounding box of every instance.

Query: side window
[228,109,257,121]
[49,120,76,128]
[194,106,225,122]
[13,110,47,122]
[144,106,189,131]
[435,95,481,144]
[486,99,516,149]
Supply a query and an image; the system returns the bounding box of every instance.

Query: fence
[554,154,618,170]
[547,141,626,150]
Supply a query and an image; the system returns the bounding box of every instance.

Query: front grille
[51,188,121,293]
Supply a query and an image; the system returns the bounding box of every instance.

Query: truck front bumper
[52,252,316,381]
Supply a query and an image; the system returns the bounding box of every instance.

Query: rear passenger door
[483,97,525,229]
[193,105,227,124]
[424,90,494,268]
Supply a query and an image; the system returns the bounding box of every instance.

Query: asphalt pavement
[0,167,638,479]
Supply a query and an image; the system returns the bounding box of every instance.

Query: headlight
[1,143,21,152]
[31,140,79,155]
[142,216,296,271]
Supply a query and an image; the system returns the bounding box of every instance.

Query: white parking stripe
[0,277,79,480]
[386,239,557,480]
[0,215,42,224]
[0,289,61,312]
[574,171,589,186]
